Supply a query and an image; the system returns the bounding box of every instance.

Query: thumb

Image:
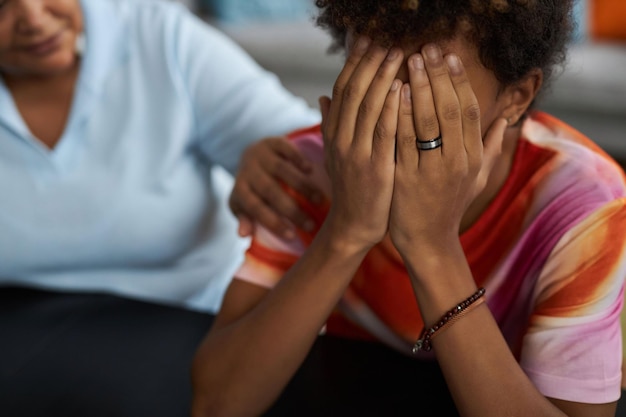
[473,117,507,196]
[482,117,507,173]
[237,214,254,238]
[318,96,331,134]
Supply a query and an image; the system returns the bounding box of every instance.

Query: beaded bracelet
[412,287,486,354]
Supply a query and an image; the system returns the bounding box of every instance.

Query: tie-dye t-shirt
[235,112,626,404]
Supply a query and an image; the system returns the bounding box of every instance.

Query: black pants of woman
[0,287,214,417]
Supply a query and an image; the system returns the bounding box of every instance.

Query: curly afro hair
[315,0,574,89]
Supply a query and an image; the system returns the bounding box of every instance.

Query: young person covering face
[193,1,626,416]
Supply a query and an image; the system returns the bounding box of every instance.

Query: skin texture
[192,35,617,417]
[0,0,83,148]
[0,0,83,77]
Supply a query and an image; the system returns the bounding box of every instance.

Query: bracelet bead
[412,287,486,354]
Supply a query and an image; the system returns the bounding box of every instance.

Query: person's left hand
[229,136,324,239]
[389,45,507,256]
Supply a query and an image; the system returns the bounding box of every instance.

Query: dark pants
[1,287,625,417]
[0,287,214,417]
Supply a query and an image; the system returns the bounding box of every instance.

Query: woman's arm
[172,8,319,174]
[191,36,405,417]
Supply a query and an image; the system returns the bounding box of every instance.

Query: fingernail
[446,54,462,75]
[402,84,411,102]
[355,37,370,54]
[410,55,424,71]
[303,220,315,232]
[425,44,440,62]
[386,48,400,61]
[284,229,296,240]
[390,79,401,92]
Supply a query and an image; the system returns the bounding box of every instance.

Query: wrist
[319,212,379,257]
[316,219,375,257]
[400,239,478,324]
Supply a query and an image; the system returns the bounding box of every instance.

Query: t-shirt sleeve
[520,198,626,404]
[170,9,320,174]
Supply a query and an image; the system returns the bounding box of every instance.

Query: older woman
[0,0,319,415]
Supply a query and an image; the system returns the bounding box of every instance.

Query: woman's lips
[21,30,65,57]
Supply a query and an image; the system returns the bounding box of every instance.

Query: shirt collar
[78,0,129,96]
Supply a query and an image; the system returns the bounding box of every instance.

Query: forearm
[193,223,368,417]
[403,242,566,417]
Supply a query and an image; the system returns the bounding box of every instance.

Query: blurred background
[182,0,626,165]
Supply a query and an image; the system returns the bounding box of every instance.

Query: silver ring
[416,136,442,151]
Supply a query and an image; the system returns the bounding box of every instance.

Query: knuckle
[248,199,266,215]
[273,157,290,174]
[398,131,417,146]
[346,52,363,66]
[358,100,376,119]
[374,121,390,140]
[442,102,461,122]
[332,83,344,100]
[464,103,481,122]
[268,189,291,208]
[419,115,440,134]
[343,83,363,101]
[362,50,382,65]
[256,176,275,195]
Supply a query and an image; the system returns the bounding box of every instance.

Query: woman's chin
[25,54,79,78]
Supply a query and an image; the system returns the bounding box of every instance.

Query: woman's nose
[15,0,48,36]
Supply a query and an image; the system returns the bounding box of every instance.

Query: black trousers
[2,286,625,417]
[0,287,214,417]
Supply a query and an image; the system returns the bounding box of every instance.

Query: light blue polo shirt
[0,0,319,312]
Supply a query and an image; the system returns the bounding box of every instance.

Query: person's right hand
[318,36,403,252]
[229,136,324,239]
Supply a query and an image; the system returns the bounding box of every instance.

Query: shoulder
[521,112,626,202]
[84,0,222,50]
[287,125,325,166]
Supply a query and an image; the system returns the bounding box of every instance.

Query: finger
[319,95,332,149]
[269,157,324,206]
[353,47,404,153]
[336,42,391,151]
[481,117,507,174]
[269,137,313,174]
[319,95,331,126]
[247,173,315,232]
[236,214,254,238]
[235,189,296,240]
[408,54,440,145]
[473,117,506,195]
[326,36,371,142]
[371,79,402,164]
[445,54,481,161]
[421,44,463,158]
[396,84,419,168]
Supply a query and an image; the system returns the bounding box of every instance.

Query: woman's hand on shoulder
[229,136,323,240]
[319,36,404,254]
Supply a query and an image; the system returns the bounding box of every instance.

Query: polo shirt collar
[78,0,129,96]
